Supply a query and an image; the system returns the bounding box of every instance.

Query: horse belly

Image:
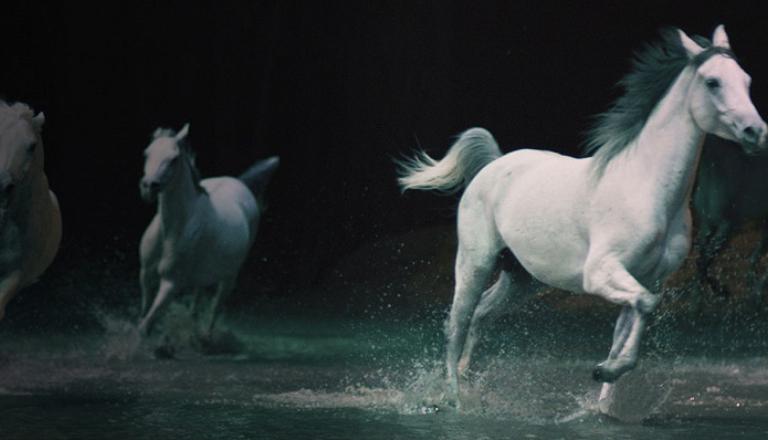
[494,172,589,292]
[505,231,587,292]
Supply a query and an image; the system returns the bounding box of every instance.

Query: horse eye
[27,142,37,153]
[705,78,721,90]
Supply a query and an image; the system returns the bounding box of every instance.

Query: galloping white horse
[398,26,766,409]
[0,101,61,321]
[138,123,279,336]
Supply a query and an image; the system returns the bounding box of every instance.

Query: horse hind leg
[445,243,497,407]
[458,250,536,376]
[205,279,235,337]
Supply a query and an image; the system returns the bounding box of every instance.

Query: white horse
[0,101,61,321]
[398,26,766,410]
[138,123,279,336]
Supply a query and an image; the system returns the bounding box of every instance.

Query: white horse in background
[138,123,279,337]
[398,26,766,410]
[0,101,61,321]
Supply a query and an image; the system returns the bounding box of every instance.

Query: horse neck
[157,156,201,235]
[609,67,704,216]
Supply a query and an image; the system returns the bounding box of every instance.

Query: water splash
[95,311,143,361]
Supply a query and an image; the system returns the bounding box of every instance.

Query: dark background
[2,1,767,327]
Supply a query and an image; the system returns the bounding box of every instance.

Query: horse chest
[156,224,244,285]
[631,215,692,284]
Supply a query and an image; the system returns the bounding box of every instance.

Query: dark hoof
[592,365,618,383]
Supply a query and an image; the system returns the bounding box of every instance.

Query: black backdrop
[3,1,767,322]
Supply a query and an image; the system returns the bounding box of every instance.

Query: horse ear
[175,123,190,141]
[32,112,45,132]
[711,24,730,49]
[152,127,165,139]
[678,29,704,57]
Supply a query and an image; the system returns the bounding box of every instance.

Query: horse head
[681,25,767,154]
[0,102,44,223]
[140,123,190,202]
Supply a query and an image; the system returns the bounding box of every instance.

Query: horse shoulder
[18,179,61,285]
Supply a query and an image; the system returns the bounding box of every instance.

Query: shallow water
[2,304,768,439]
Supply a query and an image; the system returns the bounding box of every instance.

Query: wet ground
[2,299,768,439]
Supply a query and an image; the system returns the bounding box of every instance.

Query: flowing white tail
[397,128,501,193]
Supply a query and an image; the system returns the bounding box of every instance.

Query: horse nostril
[2,183,15,194]
[743,125,763,143]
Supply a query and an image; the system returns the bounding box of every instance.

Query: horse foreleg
[584,257,658,385]
[596,306,633,408]
[0,271,21,321]
[445,247,496,408]
[139,267,158,317]
[138,279,178,336]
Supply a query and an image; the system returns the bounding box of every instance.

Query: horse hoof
[592,365,618,383]
[439,390,462,412]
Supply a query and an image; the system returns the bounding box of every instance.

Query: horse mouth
[140,185,159,203]
[740,140,768,156]
[139,177,168,202]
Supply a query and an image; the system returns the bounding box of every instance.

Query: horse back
[201,176,261,238]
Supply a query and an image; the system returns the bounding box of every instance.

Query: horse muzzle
[737,119,768,155]
[0,172,15,196]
